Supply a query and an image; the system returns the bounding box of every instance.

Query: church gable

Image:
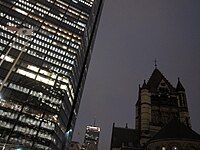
[147,69,175,93]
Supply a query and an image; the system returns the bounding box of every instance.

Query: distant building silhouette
[110,123,142,150]
[83,125,100,150]
[110,68,200,150]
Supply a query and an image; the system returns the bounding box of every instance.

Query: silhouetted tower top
[176,78,185,91]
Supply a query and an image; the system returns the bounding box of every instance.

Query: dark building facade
[110,68,200,150]
[110,123,142,150]
[0,0,104,149]
[147,118,200,150]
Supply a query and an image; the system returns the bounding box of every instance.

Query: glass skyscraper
[0,0,104,149]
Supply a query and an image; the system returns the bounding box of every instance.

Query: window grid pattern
[0,0,102,149]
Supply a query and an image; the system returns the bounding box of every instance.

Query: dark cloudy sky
[73,0,200,149]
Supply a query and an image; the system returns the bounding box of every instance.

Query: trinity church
[110,68,200,150]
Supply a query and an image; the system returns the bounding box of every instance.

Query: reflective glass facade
[0,0,103,149]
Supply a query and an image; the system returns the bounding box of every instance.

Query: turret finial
[141,80,148,89]
[93,117,96,126]
[154,58,157,69]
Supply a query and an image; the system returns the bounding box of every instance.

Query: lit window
[0,55,14,63]
[17,69,36,79]
[13,7,28,15]
[72,0,78,3]
[60,84,67,90]
[36,75,55,86]
[27,65,39,72]
[39,69,51,76]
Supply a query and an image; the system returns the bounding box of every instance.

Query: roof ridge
[151,118,200,141]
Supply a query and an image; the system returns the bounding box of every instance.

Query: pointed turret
[176,78,190,127]
[176,78,185,91]
[141,80,148,90]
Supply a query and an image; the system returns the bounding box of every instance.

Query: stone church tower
[111,67,200,150]
[135,68,191,145]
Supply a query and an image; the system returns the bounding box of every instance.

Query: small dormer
[157,79,170,95]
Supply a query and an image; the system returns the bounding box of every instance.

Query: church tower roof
[151,118,200,141]
[176,78,185,91]
[146,68,175,93]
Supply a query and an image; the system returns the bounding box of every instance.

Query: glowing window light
[13,7,28,15]
[27,65,39,72]
[36,75,55,86]
[172,147,178,150]
[72,0,78,3]
[0,55,14,63]
[39,69,51,76]
[60,84,67,90]
[17,69,36,79]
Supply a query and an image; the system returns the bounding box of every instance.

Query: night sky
[73,0,200,149]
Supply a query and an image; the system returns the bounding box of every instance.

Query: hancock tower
[0,0,104,149]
